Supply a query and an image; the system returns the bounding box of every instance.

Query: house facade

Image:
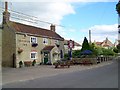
[95,38,114,49]
[2,2,64,68]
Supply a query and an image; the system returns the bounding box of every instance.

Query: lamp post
[116,1,120,54]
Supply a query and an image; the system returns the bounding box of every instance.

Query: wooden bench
[24,61,32,67]
[54,61,70,68]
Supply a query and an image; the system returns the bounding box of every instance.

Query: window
[43,38,48,45]
[31,37,37,43]
[30,52,37,59]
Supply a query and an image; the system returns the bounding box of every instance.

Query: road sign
[68,40,74,49]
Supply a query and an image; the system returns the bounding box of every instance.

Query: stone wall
[2,24,16,67]
[16,33,65,67]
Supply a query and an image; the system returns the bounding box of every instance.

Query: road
[2,60,118,88]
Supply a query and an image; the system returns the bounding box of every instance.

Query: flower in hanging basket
[32,43,38,47]
[18,48,23,53]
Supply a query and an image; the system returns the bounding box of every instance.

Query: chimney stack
[89,30,91,43]
[3,1,10,24]
[5,2,8,12]
[50,24,55,32]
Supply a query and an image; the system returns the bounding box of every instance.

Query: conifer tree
[81,37,90,52]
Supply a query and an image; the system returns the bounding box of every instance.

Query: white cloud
[80,24,118,43]
[7,2,75,29]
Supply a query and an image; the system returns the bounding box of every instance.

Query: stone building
[2,2,64,68]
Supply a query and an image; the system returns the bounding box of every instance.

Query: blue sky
[60,2,118,43]
[62,2,117,28]
[0,0,118,44]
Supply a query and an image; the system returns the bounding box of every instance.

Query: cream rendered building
[2,2,64,68]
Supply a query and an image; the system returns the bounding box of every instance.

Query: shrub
[32,60,36,66]
[19,61,23,68]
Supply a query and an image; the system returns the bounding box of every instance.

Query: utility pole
[116,1,120,54]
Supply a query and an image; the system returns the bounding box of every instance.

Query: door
[44,52,49,64]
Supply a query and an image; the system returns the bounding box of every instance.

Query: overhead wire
[0,6,66,28]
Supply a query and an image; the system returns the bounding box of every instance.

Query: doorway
[44,52,49,64]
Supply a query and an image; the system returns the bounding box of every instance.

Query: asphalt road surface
[2,60,118,88]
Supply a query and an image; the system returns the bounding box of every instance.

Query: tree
[113,47,118,53]
[90,43,99,56]
[116,1,120,14]
[72,50,81,58]
[81,37,90,52]
[101,48,115,56]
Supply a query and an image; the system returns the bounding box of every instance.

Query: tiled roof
[95,38,114,47]
[7,21,64,41]
[96,42,103,45]
[42,46,55,51]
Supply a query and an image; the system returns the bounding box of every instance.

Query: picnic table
[53,60,70,68]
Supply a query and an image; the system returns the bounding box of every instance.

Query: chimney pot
[50,24,55,32]
[2,1,10,24]
[5,2,8,12]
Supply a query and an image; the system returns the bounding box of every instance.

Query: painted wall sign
[18,39,30,43]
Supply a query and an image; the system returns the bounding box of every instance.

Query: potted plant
[32,60,36,66]
[19,61,23,68]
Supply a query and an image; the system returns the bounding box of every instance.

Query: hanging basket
[18,48,23,53]
[32,43,38,47]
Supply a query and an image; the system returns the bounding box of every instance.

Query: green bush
[19,61,23,68]
[113,47,118,53]
[64,53,69,59]
[32,60,36,66]
[72,50,81,58]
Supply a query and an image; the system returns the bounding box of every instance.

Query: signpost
[68,40,74,60]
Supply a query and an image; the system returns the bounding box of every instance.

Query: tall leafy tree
[81,37,90,52]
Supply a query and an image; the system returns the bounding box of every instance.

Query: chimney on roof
[3,1,10,24]
[5,2,8,12]
[50,24,55,32]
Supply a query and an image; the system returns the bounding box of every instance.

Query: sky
[0,0,118,44]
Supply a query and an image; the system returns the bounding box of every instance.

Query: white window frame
[43,38,48,45]
[30,52,38,59]
[30,37,37,43]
